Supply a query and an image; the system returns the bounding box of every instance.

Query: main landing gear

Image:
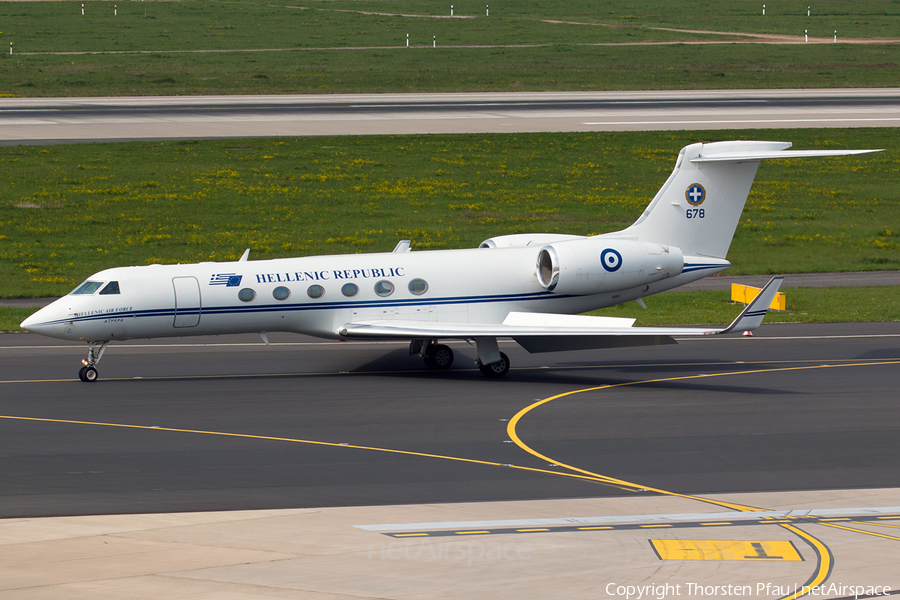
[412,340,455,370]
[410,339,510,377]
[78,341,108,382]
[477,352,510,378]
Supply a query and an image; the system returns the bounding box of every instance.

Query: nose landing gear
[78,365,99,382]
[79,341,108,382]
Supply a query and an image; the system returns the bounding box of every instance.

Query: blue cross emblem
[686,183,705,206]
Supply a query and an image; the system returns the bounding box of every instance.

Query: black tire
[431,344,454,369]
[424,344,454,370]
[478,352,510,377]
[83,366,99,382]
[78,366,88,382]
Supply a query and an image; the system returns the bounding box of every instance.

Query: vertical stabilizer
[618,141,880,260]
[621,141,785,258]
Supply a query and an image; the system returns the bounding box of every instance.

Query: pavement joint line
[856,521,900,529]
[376,513,900,539]
[355,507,900,532]
[818,522,900,542]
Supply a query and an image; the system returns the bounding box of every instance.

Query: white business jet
[21,141,878,381]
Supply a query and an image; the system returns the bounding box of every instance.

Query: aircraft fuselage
[26,244,722,343]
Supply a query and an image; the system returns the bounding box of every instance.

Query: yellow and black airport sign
[650,539,803,561]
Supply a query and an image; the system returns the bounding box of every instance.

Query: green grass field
[1,0,700,53]
[2,0,900,96]
[1,2,897,329]
[309,0,900,38]
[2,128,898,299]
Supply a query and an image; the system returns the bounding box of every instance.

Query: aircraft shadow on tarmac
[857,348,900,360]
[347,349,801,396]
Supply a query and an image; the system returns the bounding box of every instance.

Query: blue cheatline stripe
[30,290,566,328]
[682,263,726,274]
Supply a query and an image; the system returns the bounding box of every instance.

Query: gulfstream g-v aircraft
[22,141,879,381]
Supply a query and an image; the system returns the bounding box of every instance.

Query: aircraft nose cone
[20,308,47,332]
[20,313,36,331]
[19,302,68,338]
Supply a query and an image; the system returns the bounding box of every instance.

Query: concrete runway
[3,88,900,143]
[2,323,900,597]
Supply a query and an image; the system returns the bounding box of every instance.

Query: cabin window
[408,278,429,295]
[72,281,104,295]
[307,285,325,299]
[341,283,359,297]
[99,281,120,295]
[273,286,290,301]
[238,288,256,302]
[374,280,394,297]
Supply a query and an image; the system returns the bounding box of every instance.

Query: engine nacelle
[536,238,683,295]
[479,233,586,249]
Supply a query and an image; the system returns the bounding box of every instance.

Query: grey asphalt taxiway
[4,324,900,598]
[3,322,899,519]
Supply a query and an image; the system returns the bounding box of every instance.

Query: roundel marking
[686,183,706,206]
[600,248,622,272]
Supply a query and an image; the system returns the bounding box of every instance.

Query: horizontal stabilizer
[692,148,882,163]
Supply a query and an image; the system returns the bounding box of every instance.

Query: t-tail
[618,141,880,260]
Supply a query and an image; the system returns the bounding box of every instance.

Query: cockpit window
[72,281,104,295]
[99,281,120,295]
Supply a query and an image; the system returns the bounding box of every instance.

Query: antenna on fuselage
[239,248,250,262]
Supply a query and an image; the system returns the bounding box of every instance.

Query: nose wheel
[78,341,108,382]
[78,366,99,382]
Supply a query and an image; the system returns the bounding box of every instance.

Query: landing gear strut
[79,341,108,382]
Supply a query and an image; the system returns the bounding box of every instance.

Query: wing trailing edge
[337,277,784,353]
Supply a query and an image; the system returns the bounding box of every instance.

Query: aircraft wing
[338,277,784,353]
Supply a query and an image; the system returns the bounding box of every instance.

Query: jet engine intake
[536,238,683,295]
